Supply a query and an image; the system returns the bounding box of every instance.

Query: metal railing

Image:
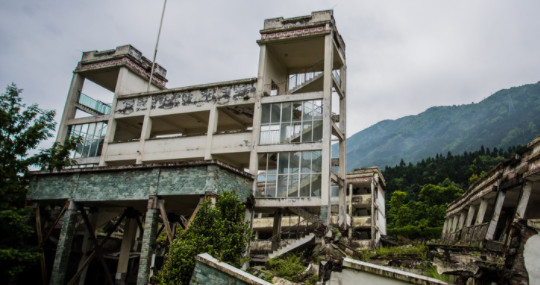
[79,93,111,115]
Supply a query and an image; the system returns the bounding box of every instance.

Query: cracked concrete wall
[28,164,252,202]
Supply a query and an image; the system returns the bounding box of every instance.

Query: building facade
[27,10,350,285]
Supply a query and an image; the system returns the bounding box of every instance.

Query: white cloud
[1,0,540,141]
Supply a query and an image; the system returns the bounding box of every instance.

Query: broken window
[260,100,322,145]
[288,71,322,91]
[68,122,107,158]
[257,150,322,198]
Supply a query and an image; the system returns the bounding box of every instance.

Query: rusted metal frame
[157,199,174,243]
[42,200,70,245]
[186,197,205,229]
[74,205,122,285]
[34,205,48,285]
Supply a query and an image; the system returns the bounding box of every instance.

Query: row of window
[257,151,322,198]
[260,100,323,145]
[68,122,107,158]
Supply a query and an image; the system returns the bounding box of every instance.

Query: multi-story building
[27,10,350,285]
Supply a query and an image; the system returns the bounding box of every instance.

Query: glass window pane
[303,101,313,121]
[266,175,277,197]
[277,175,288,197]
[312,151,322,172]
[311,174,321,197]
[278,152,289,174]
[281,102,292,123]
[292,102,302,122]
[288,174,299,198]
[331,185,339,197]
[280,123,291,143]
[290,122,302,143]
[301,152,311,173]
[261,104,271,124]
[302,121,313,142]
[289,152,301,173]
[313,100,323,120]
[312,120,323,142]
[270,104,281,124]
[267,153,278,174]
[300,174,311,197]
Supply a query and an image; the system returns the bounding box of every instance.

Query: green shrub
[155,191,251,284]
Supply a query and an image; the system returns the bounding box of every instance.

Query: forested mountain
[382,145,520,239]
[341,81,540,170]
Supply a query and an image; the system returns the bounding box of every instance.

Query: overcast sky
[2,0,540,146]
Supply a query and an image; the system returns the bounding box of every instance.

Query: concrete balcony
[104,132,252,163]
[114,78,257,117]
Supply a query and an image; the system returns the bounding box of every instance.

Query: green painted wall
[28,163,252,202]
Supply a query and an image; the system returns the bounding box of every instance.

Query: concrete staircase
[268,233,315,260]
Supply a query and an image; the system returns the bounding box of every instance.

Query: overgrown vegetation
[250,253,318,285]
[383,145,518,239]
[155,191,252,285]
[0,84,76,280]
[360,244,427,261]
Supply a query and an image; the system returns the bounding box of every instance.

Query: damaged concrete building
[439,136,540,283]
[25,10,387,285]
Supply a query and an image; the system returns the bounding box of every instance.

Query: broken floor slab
[328,258,447,285]
[190,253,271,285]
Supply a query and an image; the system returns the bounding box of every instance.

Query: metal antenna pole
[147,0,168,92]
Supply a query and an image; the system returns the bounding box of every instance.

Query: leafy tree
[387,180,462,239]
[156,191,252,284]
[0,84,76,279]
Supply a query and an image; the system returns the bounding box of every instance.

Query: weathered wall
[27,162,253,202]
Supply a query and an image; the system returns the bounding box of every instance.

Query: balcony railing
[79,93,111,115]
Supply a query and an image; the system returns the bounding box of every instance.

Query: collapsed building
[439,136,540,283]
[25,10,388,285]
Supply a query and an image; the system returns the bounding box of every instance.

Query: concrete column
[458,211,466,230]
[320,32,334,225]
[348,183,353,239]
[475,199,489,225]
[442,219,449,234]
[204,106,219,160]
[338,60,347,230]
[99,68,130,166]
[271,210,282,251]
[50,201,78,285]
[465,205,477,227]
[137,198,159,285]
[514,181,533,221]
[451,215,459,232]
[486,190,506,240]
[116,217,137,284]
[248,45,266,196]
[57,73,85,143]
[136,115,152,164]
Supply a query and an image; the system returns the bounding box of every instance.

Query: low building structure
[440,136,540,283]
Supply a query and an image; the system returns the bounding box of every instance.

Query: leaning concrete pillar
[451,215,459,232]
[137,197,159,285]
[50,201,78,285]
[458,211,466,230]
[465,205,477,227]
[486,190,506,240]
[116,217,137,284]
[475,199,489,225]
[514,181,533,221]
[271,210,282,251]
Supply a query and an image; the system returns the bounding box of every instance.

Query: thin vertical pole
[147,0,168,92]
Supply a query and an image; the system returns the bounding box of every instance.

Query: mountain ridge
[340,81,540,170]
